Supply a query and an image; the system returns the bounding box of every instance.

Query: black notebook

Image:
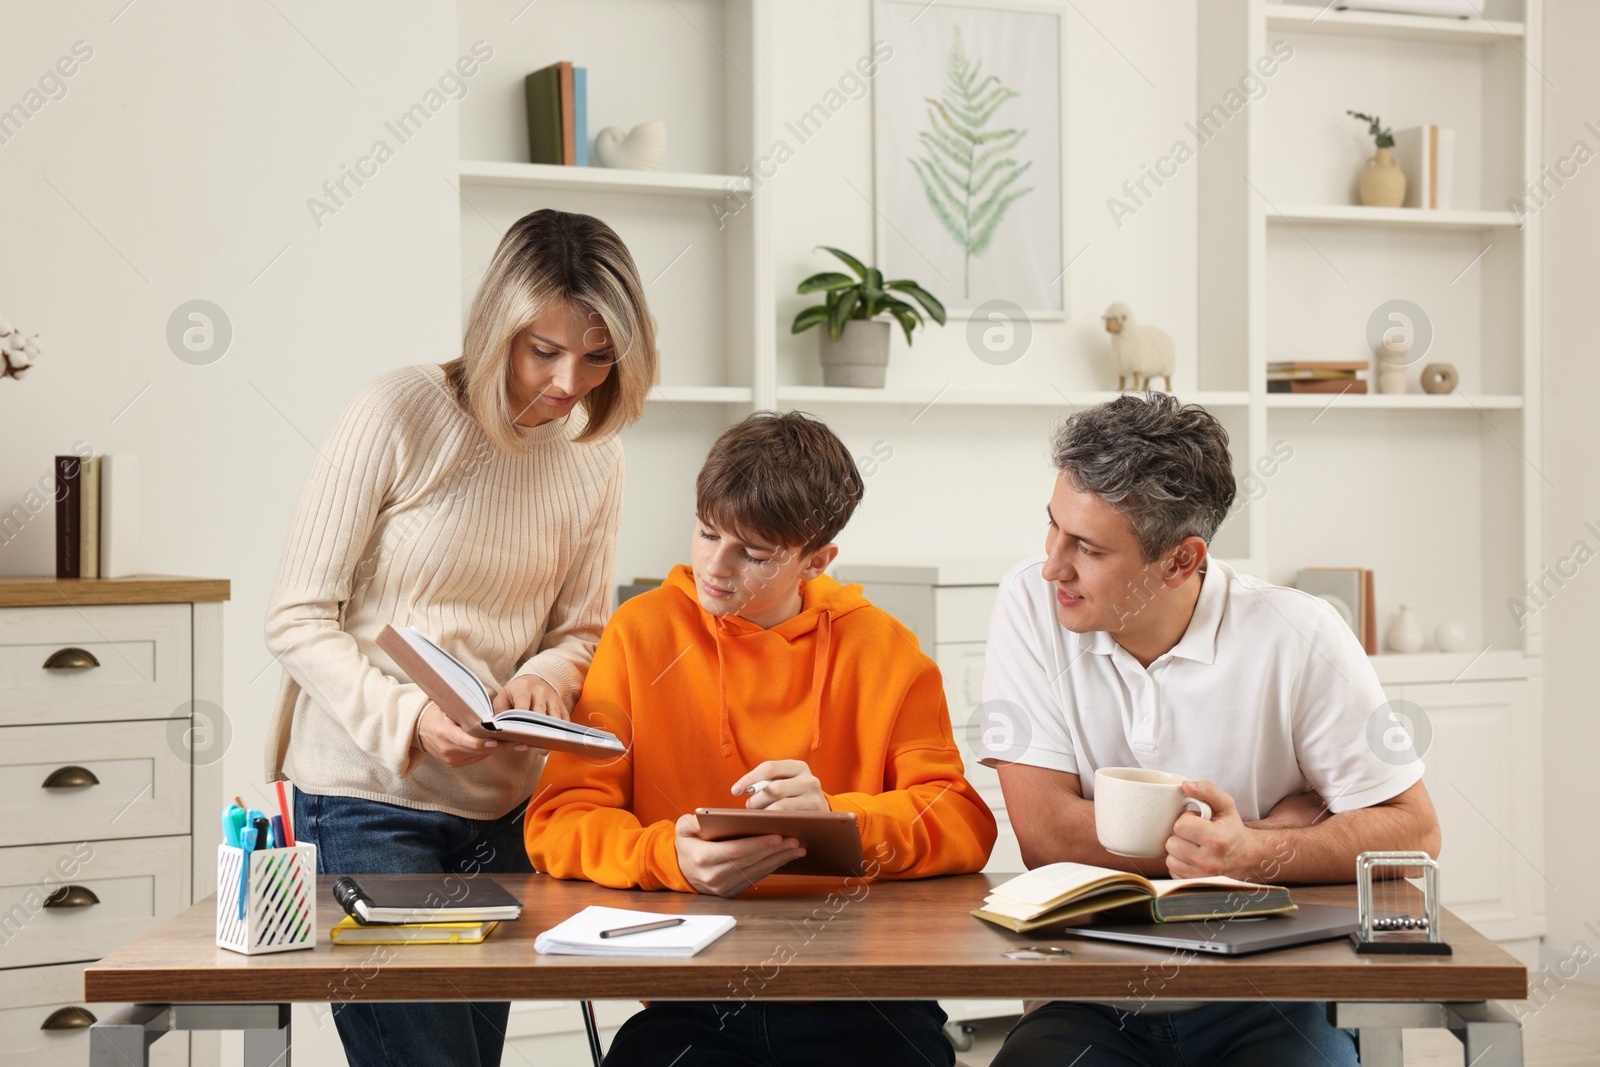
[332,875,523,926]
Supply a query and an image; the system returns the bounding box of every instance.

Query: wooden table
[85,874,1527,1066]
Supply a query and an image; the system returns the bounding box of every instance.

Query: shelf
[647,386,752,404]
[458,161,752,198]
[1266,205,1521,231]
[1264,4,1524,44]
[1266,392,1523,410]
[776,386,1252,409]
[1370,649,1533,685]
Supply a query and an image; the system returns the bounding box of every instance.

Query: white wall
[0,2,460,1059]
[767,0,1198,571]
[1540,0,1600,977]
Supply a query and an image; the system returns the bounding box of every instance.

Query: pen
[238,826,257,920]
[741,779,773,796]
[599,917,687,939]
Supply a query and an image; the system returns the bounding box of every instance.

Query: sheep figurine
[1103,302,1173,392]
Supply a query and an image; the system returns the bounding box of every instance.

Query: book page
[1147,875,1281,897]
[398,627,493,720]
[987,862,1150,908]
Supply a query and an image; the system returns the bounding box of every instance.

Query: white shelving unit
[444,6,1548,1057]
[1200,0,1545,954]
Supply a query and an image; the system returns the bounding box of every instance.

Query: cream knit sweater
[263,363,624,819]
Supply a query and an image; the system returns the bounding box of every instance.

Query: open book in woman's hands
[377,625,624,755]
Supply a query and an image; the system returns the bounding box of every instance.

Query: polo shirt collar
[1075,559,1228,664]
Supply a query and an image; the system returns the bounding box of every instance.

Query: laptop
[1057,904,1360,956]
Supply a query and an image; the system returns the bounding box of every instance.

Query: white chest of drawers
[0,576,228,1067]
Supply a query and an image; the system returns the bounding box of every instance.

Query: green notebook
[524,63,563,165]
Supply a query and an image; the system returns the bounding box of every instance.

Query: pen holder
[216,843,317,955]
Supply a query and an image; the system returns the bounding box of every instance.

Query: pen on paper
[740,779,773,796]
[599,917,687,939]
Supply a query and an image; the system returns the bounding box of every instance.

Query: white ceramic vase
[1387,604,1424,654]
[593,121,667,171]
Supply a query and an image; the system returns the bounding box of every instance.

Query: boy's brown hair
[695,411,864,554]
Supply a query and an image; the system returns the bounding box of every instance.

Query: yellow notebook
[330,915,500,945]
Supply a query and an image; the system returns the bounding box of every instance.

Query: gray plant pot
[818,319,891,388]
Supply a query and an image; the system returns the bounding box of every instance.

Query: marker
[599,917,686,939]
[740,779,773,796]
[238,826,257,920]
[274,781,295,846]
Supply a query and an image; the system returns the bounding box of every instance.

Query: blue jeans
[991,1000,1359,1067]
[603,1000,954,1066]
[293,788,534,1067]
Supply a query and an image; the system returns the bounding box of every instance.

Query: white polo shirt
[979,556,1423,819]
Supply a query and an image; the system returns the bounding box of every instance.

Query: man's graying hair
[1051,393,1237,562]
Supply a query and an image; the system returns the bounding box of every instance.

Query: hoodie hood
[663,564,870,757]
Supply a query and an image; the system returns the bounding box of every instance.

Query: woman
[263,208,656,1067]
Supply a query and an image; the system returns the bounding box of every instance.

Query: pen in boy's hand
[738,779,773,796]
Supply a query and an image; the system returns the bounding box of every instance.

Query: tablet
[693,808,865,877]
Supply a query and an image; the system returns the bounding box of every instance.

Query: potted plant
[790,246,946,388]
[1347,110,1406,208]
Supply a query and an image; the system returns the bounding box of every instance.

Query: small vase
[1359,147,1407,208]
[1387,604,1424,654]
[819,320,891,388]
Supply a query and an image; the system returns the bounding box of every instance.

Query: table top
[85,874,1527,1004]
[0,574,230,607]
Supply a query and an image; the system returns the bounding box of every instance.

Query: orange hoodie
[525,565,997,892]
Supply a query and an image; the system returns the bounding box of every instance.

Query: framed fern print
[871,0,1066,319]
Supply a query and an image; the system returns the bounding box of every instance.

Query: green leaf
[797,271,857,294]
[887,280,947,325]
[828,288,861,341]
[818,246,869,281]
[791,305,830,334]
[888,305,920,346]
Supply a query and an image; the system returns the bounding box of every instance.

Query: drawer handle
[44,647,101,670]
[42,765,101,790]
[41,1006,97,1030]
[43,884,100,909]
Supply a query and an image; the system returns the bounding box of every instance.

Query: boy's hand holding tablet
[673,812,805,897]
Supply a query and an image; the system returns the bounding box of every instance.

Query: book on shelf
[1267,361,1369,373]
[54,456,80,579]
[1267,379,1369,394]
[1333,0,1479,16]
[524,61,588,167]
[77,455,100,579]
[971,863,1295,934]
[330,915,500,945]
[53,452,141,580]
[1295,567,1378,654]
[332,874,523,925]
[376,624,626,755]
[1394,125,1455,210]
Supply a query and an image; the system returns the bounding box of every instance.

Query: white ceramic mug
[1093,767,1213,858]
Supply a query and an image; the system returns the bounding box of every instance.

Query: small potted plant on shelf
[1347,110,1406,208]
[790,246,946,388]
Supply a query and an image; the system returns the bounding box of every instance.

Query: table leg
[89,1003,291,1067]
[1448,1002,1523,1067]
[90,1004,169,1067]
[1329,1001,1524,1067]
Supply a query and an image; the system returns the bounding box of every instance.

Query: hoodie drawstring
[807,610,832,752]
[713,619,734,757]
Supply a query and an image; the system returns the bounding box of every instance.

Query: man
[981,393,1439,1067]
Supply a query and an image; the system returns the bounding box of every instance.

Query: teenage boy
[981,393,1440,1067]
[526,410,997,1067]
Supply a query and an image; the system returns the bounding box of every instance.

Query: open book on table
[377,624,624,756]
[973,862,1296,933]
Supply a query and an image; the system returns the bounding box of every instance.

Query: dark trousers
[992,1000,1360,1067]
[603,999,955,1067]
[294,788,534,1067]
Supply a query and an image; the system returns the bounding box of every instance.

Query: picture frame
[870,0,1068,321]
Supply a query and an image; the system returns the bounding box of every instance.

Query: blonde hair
[445,209,657,450]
